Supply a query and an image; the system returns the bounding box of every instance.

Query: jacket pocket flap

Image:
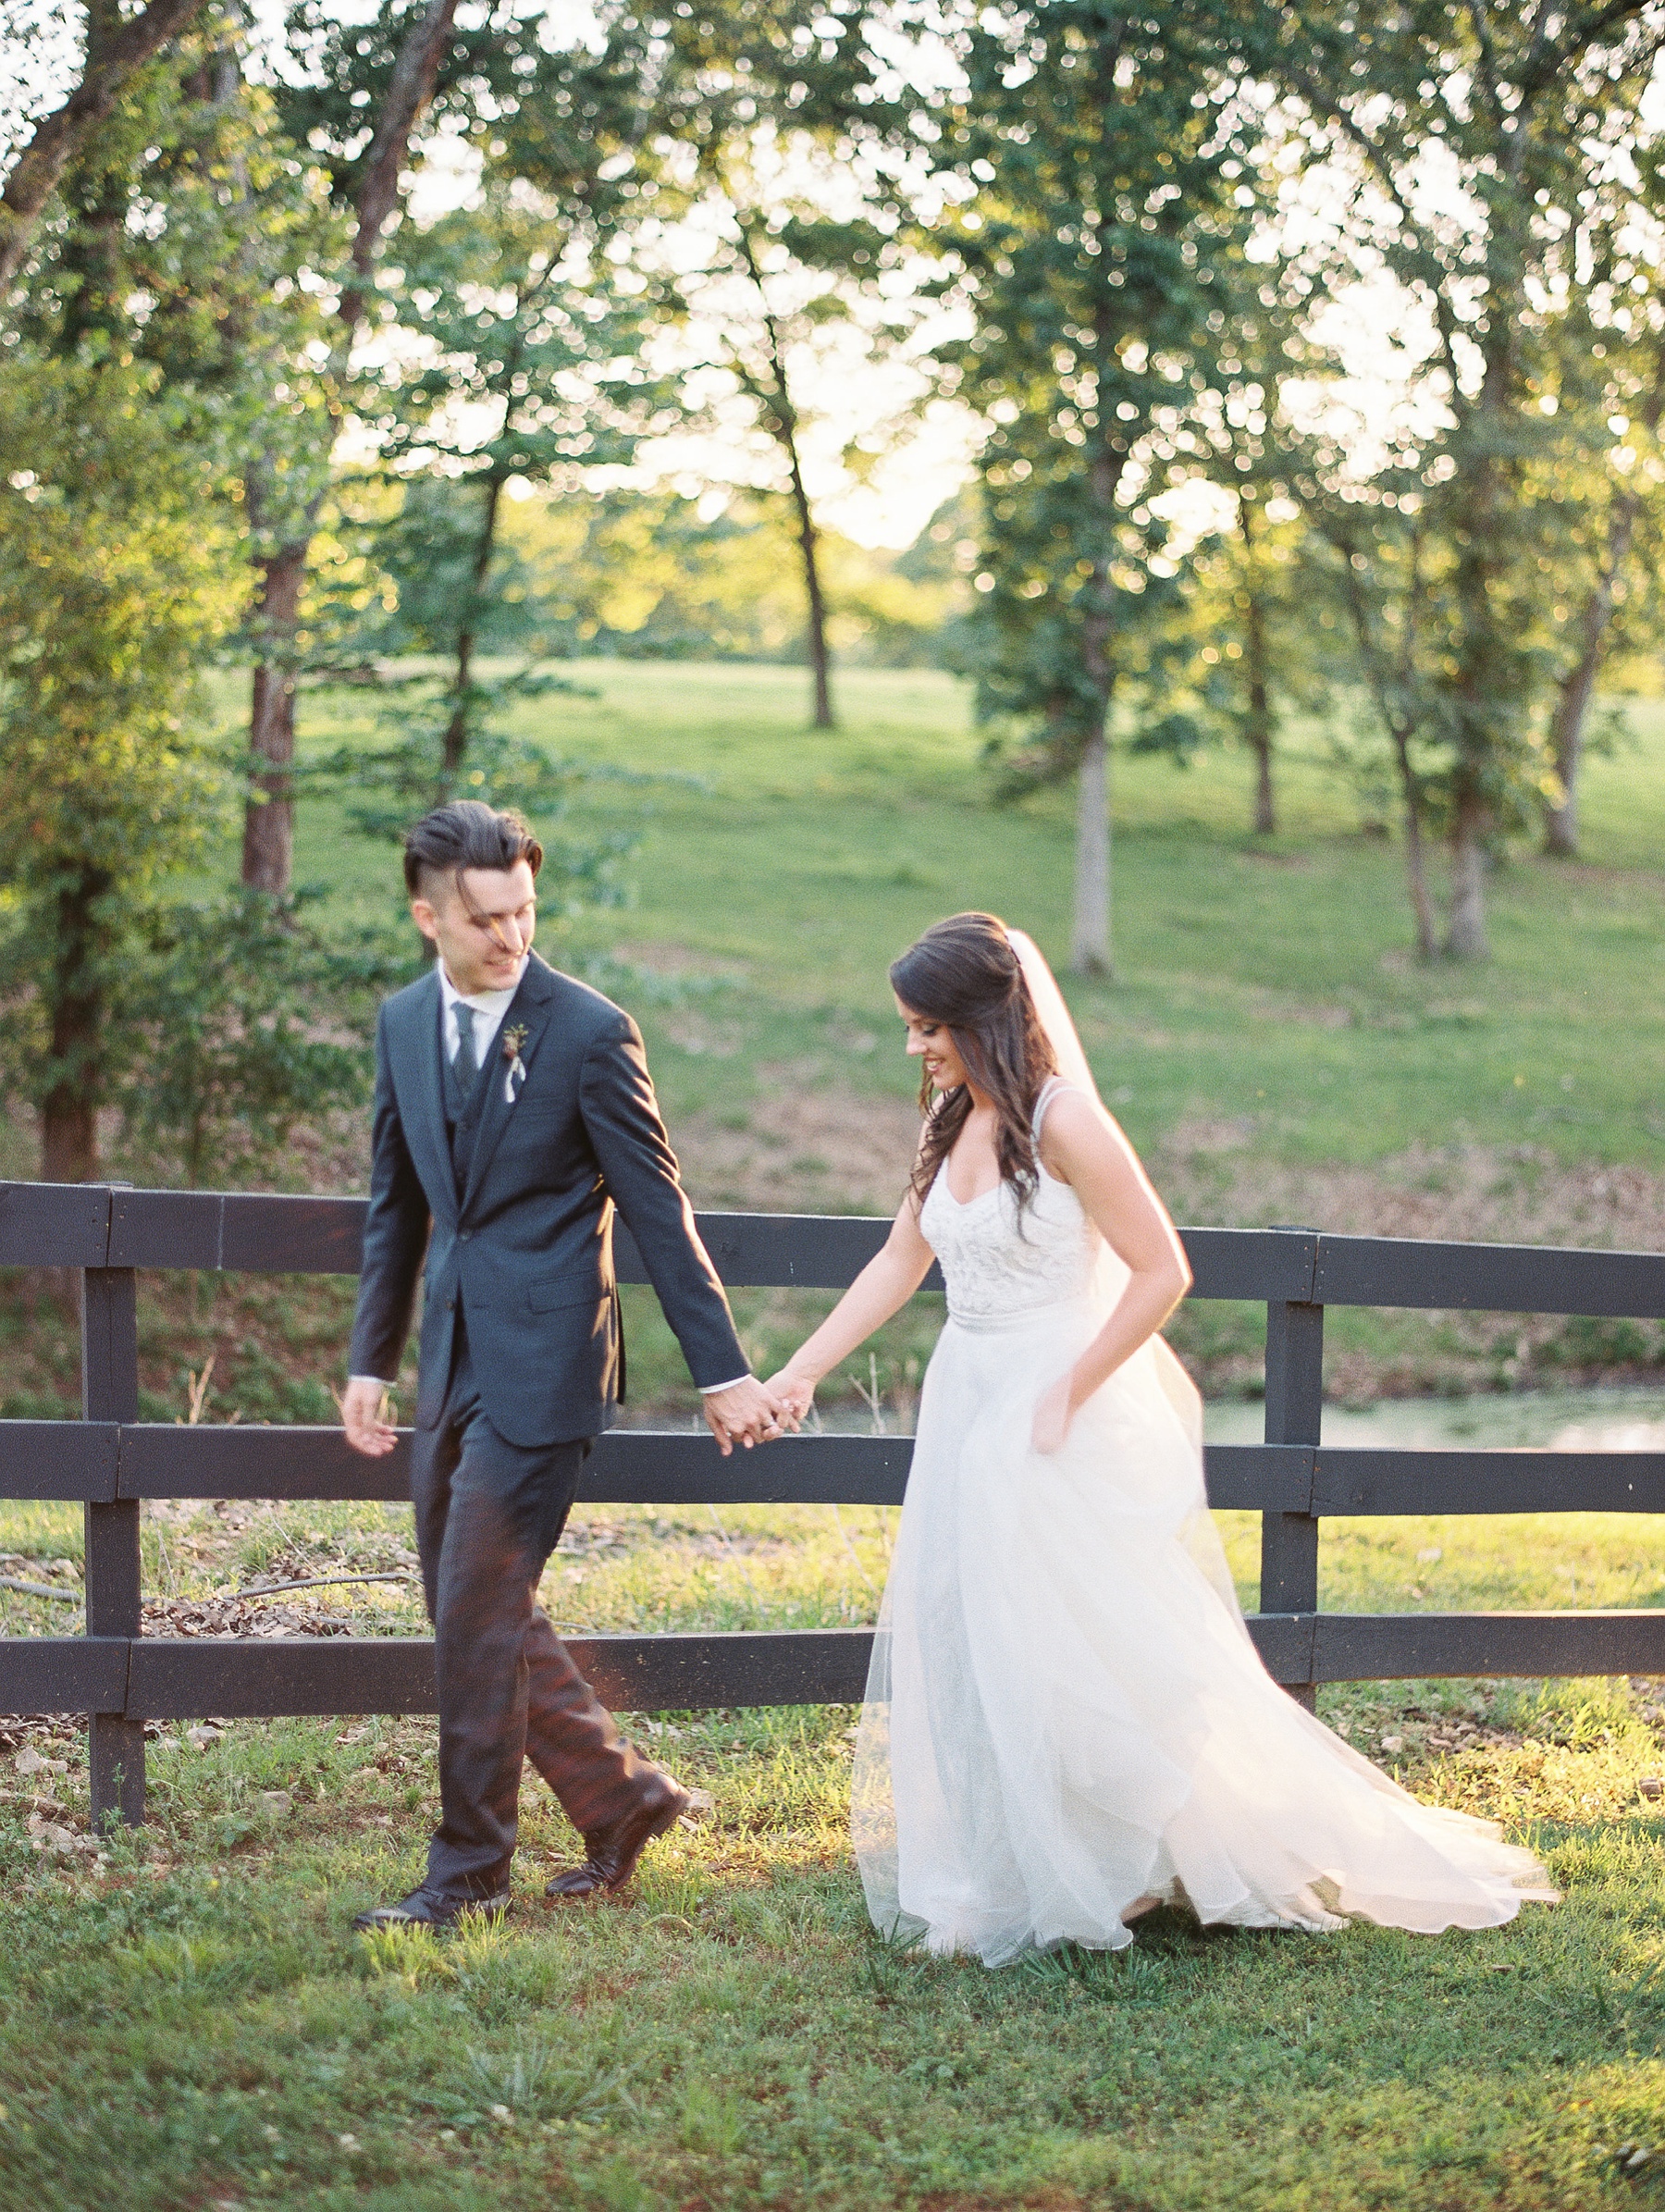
[526,1279,609,1315]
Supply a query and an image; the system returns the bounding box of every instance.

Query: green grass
[7,1673,1665,2211]
[4,665,1665,2206]
[5,661,1653,1423]
[277,659,1665,1172]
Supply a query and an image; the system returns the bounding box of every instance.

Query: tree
[0,356,240,1180]
[1533,180,1665,856]
[1260,0,1665,954]
[1148,490,1324,837]
[622,4,906,733]
[1303,480,1446,959]
[0,0,211,289]
[319,179,666,889]
[120,890,393,1185]
[663,178,906,730]
[1170,266,1335,836]
[234,0,482,893]
[925,0,1258,973]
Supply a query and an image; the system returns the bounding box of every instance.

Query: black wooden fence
[1,1179,1662,1828]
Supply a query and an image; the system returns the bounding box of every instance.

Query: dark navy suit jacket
[347,952,746,1447]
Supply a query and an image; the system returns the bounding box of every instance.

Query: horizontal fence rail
[0,1180,1661,1827]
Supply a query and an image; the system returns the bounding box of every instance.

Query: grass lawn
[287,661,1665,1183]
[3,663,1665,2208]
[5,1673,1665,2212]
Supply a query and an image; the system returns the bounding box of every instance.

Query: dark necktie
[453,1003,479,1093]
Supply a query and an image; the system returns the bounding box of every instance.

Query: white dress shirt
[352,956,750,1397]
[438,955,525,1066]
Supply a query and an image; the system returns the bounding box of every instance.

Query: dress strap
[1031,1075,1085,1143]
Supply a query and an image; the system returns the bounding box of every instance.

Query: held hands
[1030,1368,1080,1456]
[764,1368,816,1428]
[342,1377,399,1459]
[702,1376,791,1457]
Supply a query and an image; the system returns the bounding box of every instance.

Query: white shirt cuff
[355,1371,751,1393]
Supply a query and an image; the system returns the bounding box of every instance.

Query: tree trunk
[0,0,210,290]
[731,217,833,731]
[1396,740,1438,962]
[1251,721,1275,838]
[1240,500,1276,835]
[1069,289,1130,980]
[441,635,474,784]
[440,473,504,783]
[1543,652,1597,859]
[1070,721,1112,977]
[241,538,303,890]
[40,866,109,1183]
[339,0,462,337]
[787,444,834,731]
[1338,528,1437,958]
[1543,493,1635,858]
[238,0,462,884]
[1446,794,1490,960]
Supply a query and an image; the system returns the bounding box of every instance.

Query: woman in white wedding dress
[766,912,1556,1967]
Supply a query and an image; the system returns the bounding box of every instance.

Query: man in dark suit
[342,801,782,1928]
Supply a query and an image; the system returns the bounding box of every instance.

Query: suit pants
[411,1322,661,1898]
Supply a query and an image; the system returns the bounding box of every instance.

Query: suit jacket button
[459,1230,473,1242]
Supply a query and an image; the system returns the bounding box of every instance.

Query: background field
[9,660,1661,1429]
[3,664,1664,2210]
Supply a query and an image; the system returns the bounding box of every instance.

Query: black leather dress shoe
[352,1884,510,1932]
[546,1780,691,1900]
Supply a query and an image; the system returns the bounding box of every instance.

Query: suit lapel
[460,956,558,1216]
[394,971,457,1224]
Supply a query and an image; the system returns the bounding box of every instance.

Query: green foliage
[0,350,243,1160]
[931,0,1262,768]
[0,354,239,813]
[1256,0,1665,943]
[117,889,401,1187]
[318,678,643,921]
[486,487,956,665]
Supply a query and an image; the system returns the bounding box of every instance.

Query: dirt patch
[677,1074,920,1215]
[1154,1128,1665,1250]
[677,1078,1665,1252]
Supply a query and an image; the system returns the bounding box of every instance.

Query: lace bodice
[919,1082,1101,1323]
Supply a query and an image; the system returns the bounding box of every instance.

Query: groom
[342,800,782,1928]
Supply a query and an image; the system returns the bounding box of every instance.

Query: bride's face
[895,997,968,1093]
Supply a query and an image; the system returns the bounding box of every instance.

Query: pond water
[1202,1384,1665,1452]
[737,1383,1665,1447]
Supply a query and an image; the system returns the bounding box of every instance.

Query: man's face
[412,860,537,996]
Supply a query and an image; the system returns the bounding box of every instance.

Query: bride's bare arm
[766,1199,935,1424]
[1032,1091,1191,1450]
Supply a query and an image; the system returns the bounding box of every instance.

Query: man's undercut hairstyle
[402,801,544,902]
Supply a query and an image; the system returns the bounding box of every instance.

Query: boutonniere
[500,1022,529,1104]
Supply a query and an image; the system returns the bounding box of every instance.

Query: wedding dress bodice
[919,1147,1101,1325]
[915,1168,1096,1318]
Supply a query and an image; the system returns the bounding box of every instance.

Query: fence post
[1262,1274,1324,1713]
[82,1248,143,1828]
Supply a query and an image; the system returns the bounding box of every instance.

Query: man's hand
[702,1377,788,1457]
[342,1377,400,1459]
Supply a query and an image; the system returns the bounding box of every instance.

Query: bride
[766,912,1556,1966]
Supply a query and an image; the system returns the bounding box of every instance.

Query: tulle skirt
[852,1294,1558,1966]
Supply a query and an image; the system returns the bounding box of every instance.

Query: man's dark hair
[402,801,544,900]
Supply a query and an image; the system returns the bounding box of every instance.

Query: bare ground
[673,1081,1665,1252]
[3,1084,1659,1419]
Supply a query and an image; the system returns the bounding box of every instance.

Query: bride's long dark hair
[890,912,1057,1214]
